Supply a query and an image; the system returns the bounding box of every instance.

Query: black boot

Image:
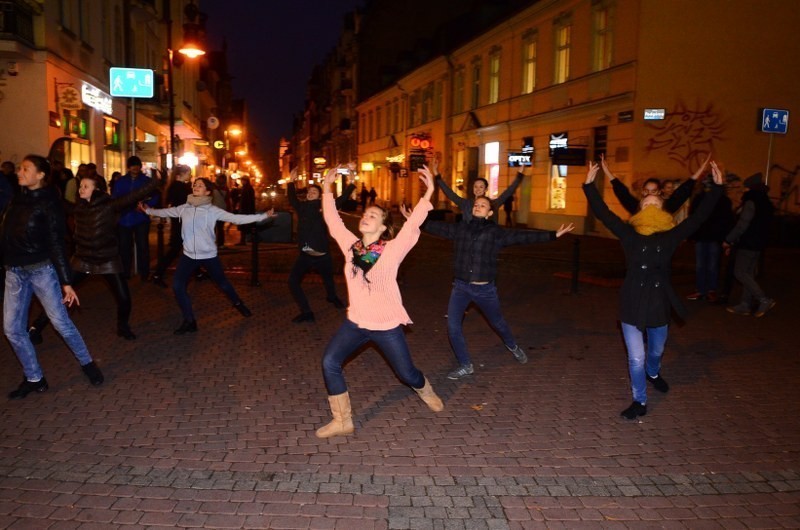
[174,320,197,335]
[233,301,252,317]
[8,378,49,399]
[327,297,346,310]
[81,362,104,386]
[646,374,669,393]
[150,274,168,288]
[292,312,315,323]
[620,401,647,420]
[116,325,136,340]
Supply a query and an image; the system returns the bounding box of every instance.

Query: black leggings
[31,271,132,331]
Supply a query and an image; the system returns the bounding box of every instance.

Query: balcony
[0,0,36,49]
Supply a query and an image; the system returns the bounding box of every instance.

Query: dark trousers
[172,254,242,321]
[32,271,132,331]
[321,319,425,395]
[118,221,151,279]
[154,221,183,278]
[288,252,339,313]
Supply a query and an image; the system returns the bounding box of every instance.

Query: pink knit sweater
[323,193,432,330]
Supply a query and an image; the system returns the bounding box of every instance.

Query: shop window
[484,141,500,198]
[549,165,567,209]
[62,109,90,140]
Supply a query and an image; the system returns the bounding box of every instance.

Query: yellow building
[356,0,800,233]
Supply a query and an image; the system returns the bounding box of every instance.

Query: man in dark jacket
[422,190,573,380]
[724,173,775,317]
[686,175,734,302]
[287,167,354,322]
[112,156,159,280]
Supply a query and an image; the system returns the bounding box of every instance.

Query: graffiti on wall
[644,100,726,174]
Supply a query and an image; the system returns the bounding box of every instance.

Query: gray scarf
[186,195,212,206]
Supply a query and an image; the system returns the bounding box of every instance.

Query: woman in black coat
[583,156,724,419]
[29,173,159,342]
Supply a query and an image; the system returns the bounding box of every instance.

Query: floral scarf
[350,238,386,282]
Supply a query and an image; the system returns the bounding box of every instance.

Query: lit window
[484,142,500,197]
[453,68,465,114]
[471,60,481,109]
[488,53,500,104]
[522,37,537,94]
[554,24,571,84]
[593,7,613,71]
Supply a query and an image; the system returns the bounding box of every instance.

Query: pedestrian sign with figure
[761,108,789,134]
[109,67,154,98]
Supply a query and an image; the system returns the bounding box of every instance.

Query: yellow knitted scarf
[629,206,675,235]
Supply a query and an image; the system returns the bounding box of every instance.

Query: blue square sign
[110,67,154,98]
[762,108,789,134]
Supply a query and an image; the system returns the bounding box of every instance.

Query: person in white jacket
[141,177,273,334]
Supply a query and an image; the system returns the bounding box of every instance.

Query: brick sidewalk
[0,223,798,529]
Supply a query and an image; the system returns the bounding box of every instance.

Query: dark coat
[689,189,734,242]
[71,178,160,274]
[288,182,355,252]
[583,182,722,329]
[1,185,72,284]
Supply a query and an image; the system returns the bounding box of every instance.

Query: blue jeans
[4,263,93,381]
[446,280,516,366]
[172,255,242,321]
[620,322,668,404]
[321,319,425,395]
[694,241,721,295]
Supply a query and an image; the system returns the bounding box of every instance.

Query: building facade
[353,0,800,233]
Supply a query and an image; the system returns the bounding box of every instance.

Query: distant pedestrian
[503,194,514,227]
[723,173,776,317]
[368,186,377,205]
[141,177,274,335]
[315,166,444,439]
[213,174,231,248]
[359,184,369,211]
[685,175,734,303]
[237,177,256,245]
[287,166,353,323]
[583,156,724,420]
[1,160,19,198]
[418,165,574,381]
[2,155,103,399]
[113,156,159,280]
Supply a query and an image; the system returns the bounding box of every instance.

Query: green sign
[109,67,154,98]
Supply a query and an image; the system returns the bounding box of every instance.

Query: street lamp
[165,0,206,167]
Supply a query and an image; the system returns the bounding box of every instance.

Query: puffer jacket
[71,178,160,274]
[1,185,72,284]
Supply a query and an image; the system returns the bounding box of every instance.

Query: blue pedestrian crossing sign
[761,108,789,134]
[109,67,154,98]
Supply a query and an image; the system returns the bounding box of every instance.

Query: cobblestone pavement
[1,218,798,529]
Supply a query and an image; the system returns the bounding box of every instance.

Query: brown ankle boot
[315,392,355,438]
[414,377,444,412]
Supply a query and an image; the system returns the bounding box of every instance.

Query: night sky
[203,0,364,177]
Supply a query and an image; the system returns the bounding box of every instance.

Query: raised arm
[112,174,162,211]
[672,161,724,241]
[603,153,639,214]
[583,161,629,238]
[287,168,300,209]
[492,170,524,209]
[389,166,434,261]
[321,167,357,252]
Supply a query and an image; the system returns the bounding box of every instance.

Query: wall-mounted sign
[207,116,219,130]
[82,83,113,114]
[361,162,374,171]
[618,110,633,123]
[551,148,587,166]
[549,132,568,156]
[213,140,224,149]
[507,153,532,167]
[58,85,82,110]
[409,154,426,171]
[386,154,405,164]
[644,108,666,120]
[313,157,326,165]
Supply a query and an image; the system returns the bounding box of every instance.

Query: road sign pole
[765,133,774,187]
[131,98,137,156]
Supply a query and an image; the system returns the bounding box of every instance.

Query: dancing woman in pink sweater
[316,167,444,438]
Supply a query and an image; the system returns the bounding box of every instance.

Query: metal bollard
[570,237,580,294]
[250,225,260,286]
